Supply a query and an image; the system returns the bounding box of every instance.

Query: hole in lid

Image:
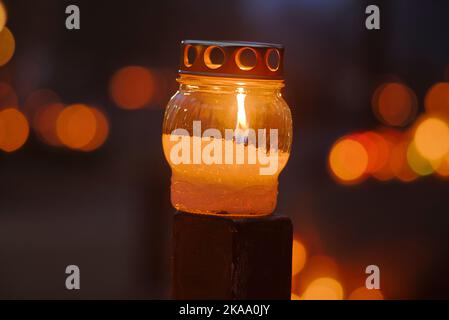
[235,47,258,71]
[204,46,225,70]
[266,48,280,72]
[184,45,197,68]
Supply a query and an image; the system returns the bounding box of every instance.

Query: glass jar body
[162,75,292,216]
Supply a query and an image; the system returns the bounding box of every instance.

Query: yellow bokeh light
[57,104,97,150]
[407,141,434,176]
[0,1,6,32]
[292,239,307,276]
[414,117,449,161]
[348,287,384,300]
[434,153,449,178]
[329,137,369,183]
[0,108,29,152]
[302,277,344,300]
[0,26,15,67]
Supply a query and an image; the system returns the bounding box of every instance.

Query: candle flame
[235,89,248,143]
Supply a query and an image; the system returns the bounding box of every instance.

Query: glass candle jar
[163,40,292,216]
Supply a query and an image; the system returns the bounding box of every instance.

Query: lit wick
[235,88,249,145]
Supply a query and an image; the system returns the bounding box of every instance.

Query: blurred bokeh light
[33,102,64,146]
[414,117,449,161]
[0,1,6,32]
[329,137,368,184]
[109,66,155,110]
[0,107,29,152]
[56,104,108,151]
[389,139,418,182]
[372,82,417,127]
[301,277,344,300]
[80,107,109,152]
[24,89,60,119]
[407,141,434,176]
[348,287,384,300]
[292,239,307,276]
[425,82,449,117]
[0,82,18,109]
[0,26,15,67]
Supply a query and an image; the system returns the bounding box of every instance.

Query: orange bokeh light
[25,89,60,118]
[389,140,418,182]
[0,26,15,67]
[56,104,109,151]
[109,66,155,109]
[302,277,344,300]
[372,82,417,127]
[291,293,300,300]
[80,107,109,151]
[353,131,389,174]
[348,287,384,300]
[329,137,369,183]
[0,1,7,32]
[435,153,449,178]
[425,82,449,117]
[372,130,402,181]
[292,239,307,276]
[414,117,449,161]
[33,103,64,146]
[57,104,97,150]
[0,82,18,109]
[0,108,29,152]
[296,255,342,298]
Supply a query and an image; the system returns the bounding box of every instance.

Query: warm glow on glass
[414,117,449,161]
[0,108,29,152]
[0,26,15,67]
[301,277,344,300]
[348,287,384,300]
[372,82,417,127]
[292,239,307,276]
[163,75,292,216]
[329,137,368,183]
[110,66,155,109]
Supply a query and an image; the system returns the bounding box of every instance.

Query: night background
[1,0,449,299]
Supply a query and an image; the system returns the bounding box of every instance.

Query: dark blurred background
[1,0,449,299]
